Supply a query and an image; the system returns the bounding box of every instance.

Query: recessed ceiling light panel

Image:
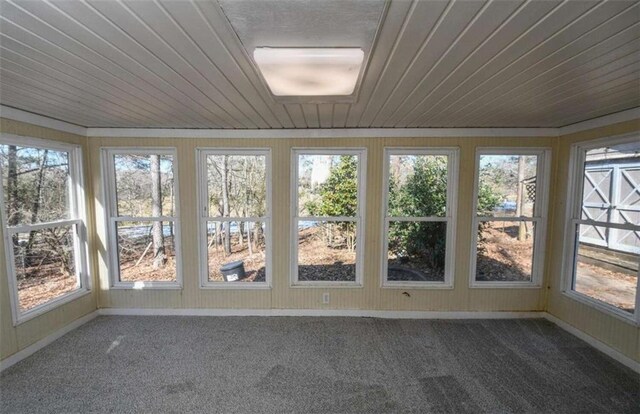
[253,47,364,96]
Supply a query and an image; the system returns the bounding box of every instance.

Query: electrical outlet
[322,292,330,304]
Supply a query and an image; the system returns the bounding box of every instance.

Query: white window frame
[291,148,366,287]
[470,148,551,288]
[381,148,459,289]
[0,134,90,325]
[196,148,272,289]
[102,147,182,289]
[562,133,640,325]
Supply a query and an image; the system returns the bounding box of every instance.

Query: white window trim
[469,147,551,288]
[561,132,640,325]
[196,148,272,289]
[291,148,367,287]
[381,148,459,289]
[101,147,182,289]
[0,134,90,326]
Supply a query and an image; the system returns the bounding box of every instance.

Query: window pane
[297,220,356,282]
[0,145,70,225]
[206,221,266,282]
[116,221,176,282]
[297,154,358,217]
[206,155,267,218]
[477,155,538,217]
[581,144,640,254]
[574,224,637,314]
[475,221,535,282]
[12,225,78,311]
[388,155,448,217]
[114,154,174,217]
[387,221,446,282]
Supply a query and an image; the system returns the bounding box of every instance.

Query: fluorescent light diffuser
[253,47,364,96]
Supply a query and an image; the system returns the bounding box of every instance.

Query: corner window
[0,136,89,324]
[471,149,550,287]
[382,148,458,287]
[292,149,366,286]
[565,135,639,321]
[102,148,181,288]
[197,149,271,287]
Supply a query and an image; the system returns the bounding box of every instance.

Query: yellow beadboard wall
[0,118,98,361]
[88,135,554,312]
[1,116,638,365]
[545,118,640,363]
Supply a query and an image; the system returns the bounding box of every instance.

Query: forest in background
[0,144,77,310]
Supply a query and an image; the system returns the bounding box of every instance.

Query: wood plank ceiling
[0,0,638,129]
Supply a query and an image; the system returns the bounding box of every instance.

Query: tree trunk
[247,223,253,256]
[253,223,260,252]
[150,155,166,269]
[216,222,222,247]
[7,146,19,250]
[221,156,231,255]
[516,156,526,241]
[26,150,48,267]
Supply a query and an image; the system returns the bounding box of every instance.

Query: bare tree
[26,150,48,266]
[221,155,231,255]
[6,146,19,249]
[516,156,526,241]
[150,155,166,269]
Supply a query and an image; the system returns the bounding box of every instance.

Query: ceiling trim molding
[558,107,640,136]
[85,127,559,138]
[0,105,87,136]
[2,104,638,139]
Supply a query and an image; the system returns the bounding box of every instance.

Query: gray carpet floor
[1,316,638,413]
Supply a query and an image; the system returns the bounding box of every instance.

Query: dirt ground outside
[575,257,637,313]
[208,244,266,282]
[17,265,78,312]
[476,222,534,282]
[119,235,177,282]
[298,226,356,281]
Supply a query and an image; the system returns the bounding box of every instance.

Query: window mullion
[112,216,176,222]
[7,219,83,234]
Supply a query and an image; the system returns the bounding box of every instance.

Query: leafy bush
[388,156,499,272]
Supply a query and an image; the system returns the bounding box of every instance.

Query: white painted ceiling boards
[0,0,638,129]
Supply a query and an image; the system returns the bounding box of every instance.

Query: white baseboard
[0,311,98,372]
[543,313,640,374]
[97,308,544,319]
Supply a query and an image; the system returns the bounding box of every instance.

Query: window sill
[111,282,182,290]
[561,290,638,326]
[469,282,542,289]
[382,282,453,290]
[200,282,272,290]
[290,282,363,289]
[14,288,92,326]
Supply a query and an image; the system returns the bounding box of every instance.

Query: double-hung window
[564,134,639,321]
[292,149,366,286]
[382,148,458,287]
[470,149,550,287]
[0,136,89,324]
[197,149,271,287]
[102,148,181,288]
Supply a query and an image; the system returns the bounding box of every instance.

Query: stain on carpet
[419,375,482,413]
[258,365,398,413]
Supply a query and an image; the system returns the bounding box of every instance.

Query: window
[0,135,89,324]
[565,135,639,322]
[103,148,181,288]
[197,149,271,287]
[292,149,366,286]
[470,149,550,287]
[382,148,458,287]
